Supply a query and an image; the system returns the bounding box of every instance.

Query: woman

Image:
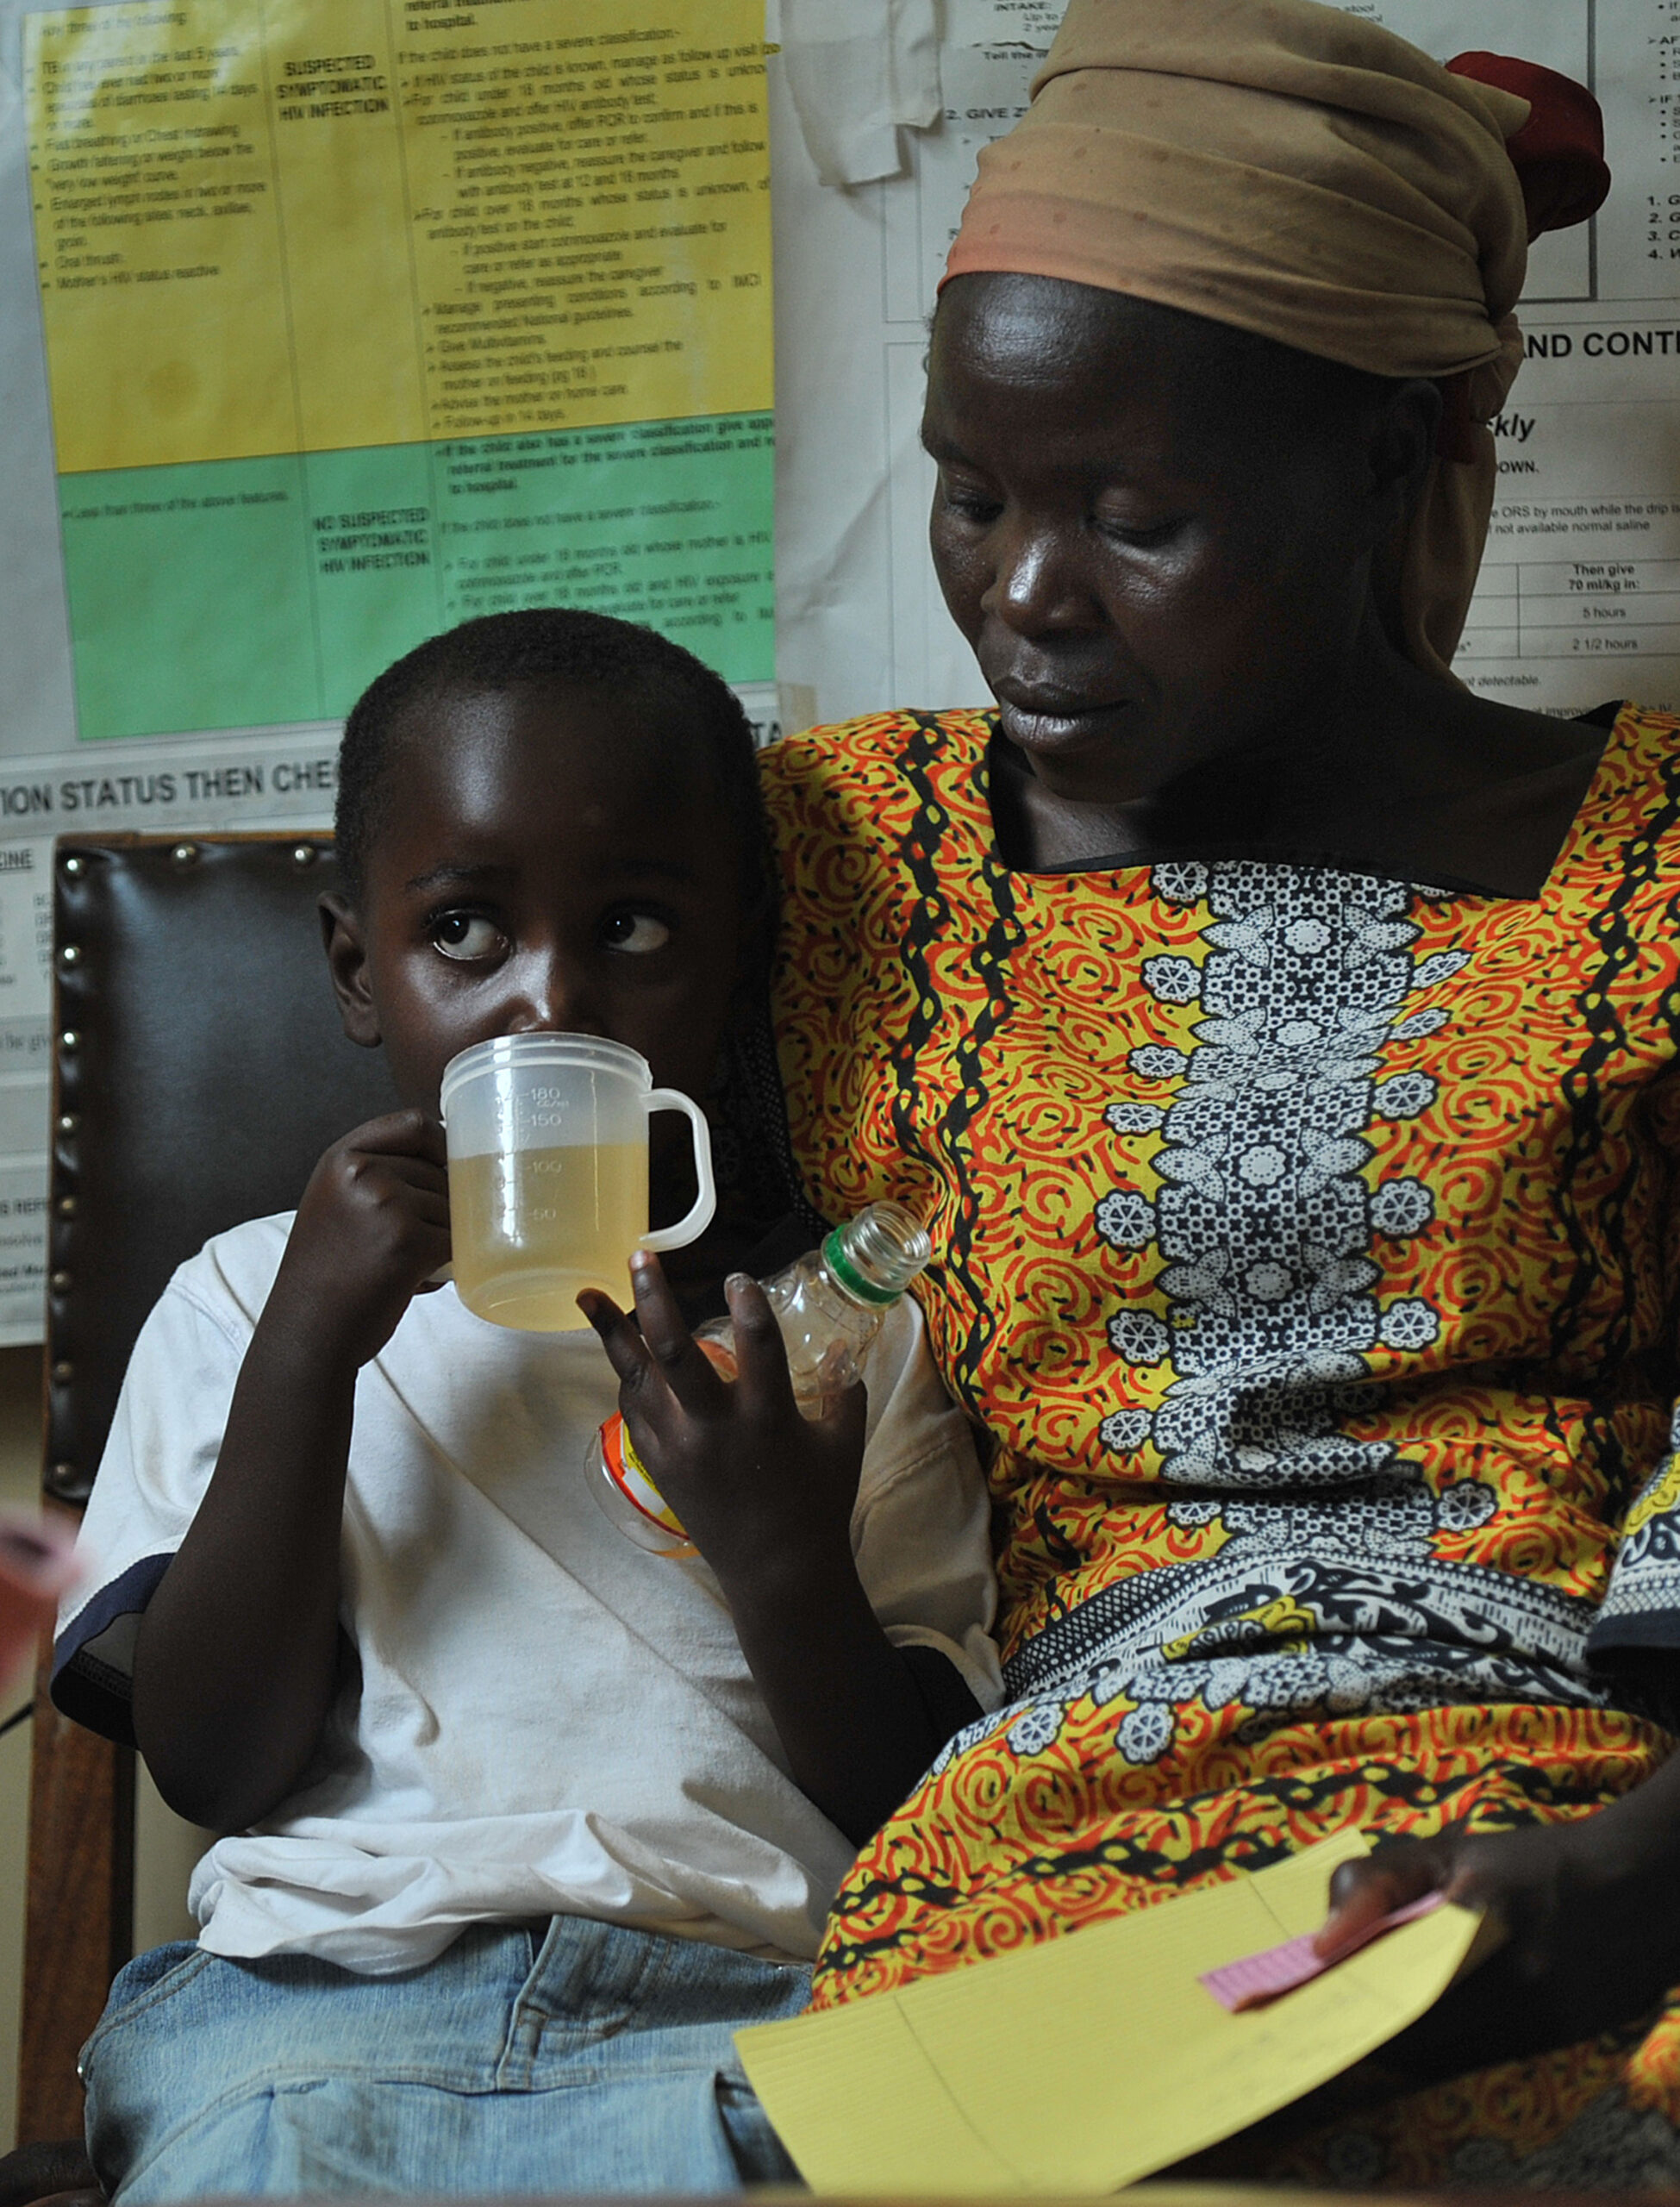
[762,0,1680,2181]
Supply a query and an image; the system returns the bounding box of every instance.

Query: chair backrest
[44,833,398,1505]
[19,832,397,2146]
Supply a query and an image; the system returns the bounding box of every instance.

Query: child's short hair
[334,610,770,926]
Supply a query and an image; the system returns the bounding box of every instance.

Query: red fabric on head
[1446,53,1611,237]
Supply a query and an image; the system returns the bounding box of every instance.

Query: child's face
[323,678,747,1119]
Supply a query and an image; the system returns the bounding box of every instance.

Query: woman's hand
[578,1253,979,1843]
[1315,1760,1680,2078]
[578,1251,866,1589]
[271,1109,451,1373]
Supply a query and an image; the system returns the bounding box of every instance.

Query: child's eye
[601,910,671,955]
[430,911,506,962]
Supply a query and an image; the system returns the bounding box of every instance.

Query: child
[55,610,1001,2202]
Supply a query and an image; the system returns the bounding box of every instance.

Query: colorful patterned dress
[761,701,1680,2185]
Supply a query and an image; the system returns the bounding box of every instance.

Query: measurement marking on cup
[441,1035,715,1332]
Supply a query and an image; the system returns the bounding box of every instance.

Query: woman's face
[924,273,1432,809]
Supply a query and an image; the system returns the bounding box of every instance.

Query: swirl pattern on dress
[762,703,1680,2168]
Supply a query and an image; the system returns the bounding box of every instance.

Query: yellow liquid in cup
[450,1142,647,1331]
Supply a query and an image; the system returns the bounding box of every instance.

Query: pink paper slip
[1200,1891,1445,2012]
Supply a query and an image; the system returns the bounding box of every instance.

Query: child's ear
[319,891,381,1049]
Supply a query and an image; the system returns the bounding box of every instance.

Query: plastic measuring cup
[440,1033,715,1331]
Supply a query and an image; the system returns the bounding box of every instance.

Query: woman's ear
[1367,378,1443,531]
[319,891,381,1049]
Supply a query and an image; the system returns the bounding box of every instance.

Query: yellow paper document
[735,1832,1482,2195]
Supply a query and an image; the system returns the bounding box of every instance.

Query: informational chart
[27,0,774,741]
[771,0,1680,728]
[0,0,772,1342]
[1463,555,1680,661]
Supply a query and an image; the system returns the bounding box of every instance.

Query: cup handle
[640,1091,716,1252]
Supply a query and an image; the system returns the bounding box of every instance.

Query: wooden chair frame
[19,1618,133,2142]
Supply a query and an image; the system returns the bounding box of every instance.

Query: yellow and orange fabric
[764,703,1680,2179]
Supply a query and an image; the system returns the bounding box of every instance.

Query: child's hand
[579,1252,866,1587]
[581,1253,976,1846]
[1313,1793,1680,2077]
[272,1109,450,1371]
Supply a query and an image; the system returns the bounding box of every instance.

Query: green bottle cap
[821,1223,901,1305]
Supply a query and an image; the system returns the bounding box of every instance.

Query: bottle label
[599,1415,687,1539]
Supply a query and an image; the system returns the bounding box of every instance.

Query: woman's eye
[1096,513,1184,550]
[601,910,671,955]
[430,912,505,962]
[941,479,1002,523]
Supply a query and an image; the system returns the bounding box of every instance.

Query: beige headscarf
[941,0,1552,681]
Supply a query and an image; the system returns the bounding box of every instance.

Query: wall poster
[0,0,771,1341]
[770,0,1680,730]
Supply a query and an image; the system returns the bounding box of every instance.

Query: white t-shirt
[57,1215,1001,1974]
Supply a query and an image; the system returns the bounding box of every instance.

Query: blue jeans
[82,1916,809,2200]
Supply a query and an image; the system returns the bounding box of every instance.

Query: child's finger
[347,1109,447,1166]
[724,1273,798,1412]
[403,1224,453,1297]
[814,1372,868,1456]
[369,1154,448,1192]
[339,1160,450,1235]
[577,1288,658,1391]
[365,1162,451,1221]
[629,1254,728,1410]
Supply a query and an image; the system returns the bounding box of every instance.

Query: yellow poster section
[28,0,771,473]
[736,1832,1486,2196]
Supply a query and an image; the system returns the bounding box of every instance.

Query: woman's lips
[993,690,1134,750]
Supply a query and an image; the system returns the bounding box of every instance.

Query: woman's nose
[984,515,1094,637]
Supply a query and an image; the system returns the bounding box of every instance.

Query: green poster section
[58,413,774,741]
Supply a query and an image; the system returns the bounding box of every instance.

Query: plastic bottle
[592,1200,932,1557]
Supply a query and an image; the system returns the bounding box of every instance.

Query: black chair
[12,832,397,2166]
